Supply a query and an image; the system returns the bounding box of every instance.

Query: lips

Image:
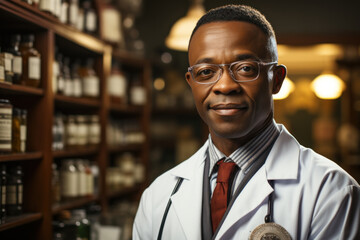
[209,103,248,116]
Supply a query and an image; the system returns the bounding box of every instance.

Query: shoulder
[143,140,209,199]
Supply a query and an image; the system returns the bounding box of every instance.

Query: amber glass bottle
[19,34,41,88]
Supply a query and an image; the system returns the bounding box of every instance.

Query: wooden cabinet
[0,1,151,239]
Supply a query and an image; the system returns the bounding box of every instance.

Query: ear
[185,71,192,86]
[272,64,287,94]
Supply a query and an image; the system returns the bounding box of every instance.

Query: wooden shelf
[0,213,43,232]
[109,102,144,114]
[53,145,100,158]
[108,143,144,153]
[0,0,151,238]
[52,195,99,214]
[0,152,43,163]
[0,82,44,96]
[54,95,101,109]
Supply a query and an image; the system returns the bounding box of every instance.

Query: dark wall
[136,0,360,59]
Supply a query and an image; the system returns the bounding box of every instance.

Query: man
[133,5,360,240]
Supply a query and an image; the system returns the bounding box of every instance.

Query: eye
[232,62,258,77]
[193,65,218,80]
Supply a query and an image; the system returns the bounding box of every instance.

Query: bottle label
[28,56,41,80]
[0,66,5,81]
[13,56,22,74]
[39,0,54,13]
[61,171,78,197]
[6,185,16,204]
[60,3,69,23]
[17,184,23,204]
[86,11,97,32]
[64,78,73,96]
[69,4,78,26]
[83,76,99,97]
[4,54,13,71]
[0,108,12,151]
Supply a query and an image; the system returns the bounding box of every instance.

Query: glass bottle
[72,209,90,240]
[76,115,88,146]
[11,108,21,153]
[52,163,61,203]
[108,60,127,104]
[68,0,79,27]
[82,0,97,34]
[0,47,5,83]
[6,35,22,84]
[81,58,99,98]
[0,99,12,153]
[20,109,27,153]
[19,34,41,88]
[71,60,82,97]
[75,160,87,197]
[39,0,55,15]
[88,115,100,145]
[6,165,23,216]
[52,47,59,94]
[56,53,65,95]
[130,76,146,105]
[0,48,14,84]
[60,160,78,199]
[0,165,6,223]
[63,57,73,96]
[59,0,69,24]
[65,115,77,147]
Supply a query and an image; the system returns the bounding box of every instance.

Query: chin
[211,123,252,140]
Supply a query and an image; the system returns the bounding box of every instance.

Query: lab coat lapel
[216,125,300,238]
[169,141,208,240]
[216,165,273,238]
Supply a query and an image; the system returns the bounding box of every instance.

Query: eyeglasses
[187,60,278,84]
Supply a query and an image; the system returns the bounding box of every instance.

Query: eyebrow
[194,54,260,65]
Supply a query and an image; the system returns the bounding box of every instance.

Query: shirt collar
[208,119,280,176]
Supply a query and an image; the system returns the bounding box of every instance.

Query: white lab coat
[133,125,360,240]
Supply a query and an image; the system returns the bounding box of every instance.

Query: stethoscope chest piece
[249,222,292,240]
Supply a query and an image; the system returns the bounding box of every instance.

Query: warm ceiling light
[273,77,295,100]
[311,73,346,99]
[165,0,205,51]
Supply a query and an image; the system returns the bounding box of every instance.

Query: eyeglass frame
[187,60,278,84]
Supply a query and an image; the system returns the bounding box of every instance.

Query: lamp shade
[311,73,345,99]
[165,4,205,51]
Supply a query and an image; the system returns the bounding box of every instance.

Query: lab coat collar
[168,140,208,240]
[265,124,300,181]
[217,124,301,238]
[167,124,301,239]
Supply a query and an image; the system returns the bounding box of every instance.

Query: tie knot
[216,160,236,183]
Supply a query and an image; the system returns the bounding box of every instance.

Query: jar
[65,115,77,147]
[0,99,12,153]
[76,115,88,146]
[60,160,78,199]
[88,115,100,145]
[75,160,87,197]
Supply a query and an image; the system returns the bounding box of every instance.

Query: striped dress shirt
[208,120,280,196]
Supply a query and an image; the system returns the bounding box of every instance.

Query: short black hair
[190,5,275,40]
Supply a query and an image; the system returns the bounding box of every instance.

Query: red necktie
[211,160,236,232]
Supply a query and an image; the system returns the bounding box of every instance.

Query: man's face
[186,21,282,141]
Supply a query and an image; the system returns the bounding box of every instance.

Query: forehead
[188,21,270,65]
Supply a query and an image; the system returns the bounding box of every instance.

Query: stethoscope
[157,177,276,240]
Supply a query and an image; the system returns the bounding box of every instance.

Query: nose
[212,68,242,95]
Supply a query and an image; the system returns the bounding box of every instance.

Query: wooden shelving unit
[0,0,151,239]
